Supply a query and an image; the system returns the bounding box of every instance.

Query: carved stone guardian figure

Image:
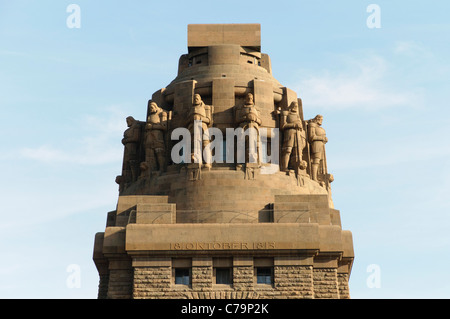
[234,93,261,166]
[185,94,213,171]
[144,101,168,174]
[121,116,141,185]
[280,101,307,173]
[308,114,328,182]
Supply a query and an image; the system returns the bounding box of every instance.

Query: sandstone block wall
[313,268,339,299]
[129,257,349,299]
[107,268,133,299]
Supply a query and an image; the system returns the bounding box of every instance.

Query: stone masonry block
[274,202,310,223]
[136,203,176,224]
[188,24,261,50]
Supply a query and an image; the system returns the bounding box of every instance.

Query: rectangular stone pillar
[337,272,350,299]
[93,232,109,299]
[273,201,310,223]
[188,24,261,49]
[313,268,339,299]
[132,258,171,299]
[192,258,212,291]
[107,259,133,299]
[97,273,109,299]
[274,257,314,299]
[151,88,168,111]
[212,78,235,130]
[337,261,352,299]
[116,195,169,226]
[313,256,340,299]
[253,79,276,127]
[260,53,271,74]
[274,194,332,225]
[135,203,176,224]
[172,80,196,128]
[233,257,253,291]
[280,87,298,111]
[274,265,314,299]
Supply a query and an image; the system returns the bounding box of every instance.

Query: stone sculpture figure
[121,116,141,185]
[308,114,328,182]
[115,175,123,194]
[234,93,261,165]
[280,101,307,173]
[185,94,213,169]
[145,101,168,173]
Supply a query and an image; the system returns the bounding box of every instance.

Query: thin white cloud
[0,49,30,57]
[292,54,422,111]
[19,143,121,165]
[331,136,450,171]
[327,112,450,172]
[0,182,118,239]
[19,106,126,165]
[394,41,433,58]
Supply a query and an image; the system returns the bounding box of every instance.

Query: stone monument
[93,24,354,299]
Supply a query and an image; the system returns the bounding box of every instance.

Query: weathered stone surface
[188,24,261,50]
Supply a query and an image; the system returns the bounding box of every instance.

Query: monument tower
[93,24,354,299]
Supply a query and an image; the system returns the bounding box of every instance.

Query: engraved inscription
[170,242,276,250]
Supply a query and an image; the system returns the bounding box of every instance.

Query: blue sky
[1,0,449,298]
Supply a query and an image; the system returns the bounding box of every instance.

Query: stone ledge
[126,223,321,252]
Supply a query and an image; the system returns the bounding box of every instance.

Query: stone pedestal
[94,192,354,299]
